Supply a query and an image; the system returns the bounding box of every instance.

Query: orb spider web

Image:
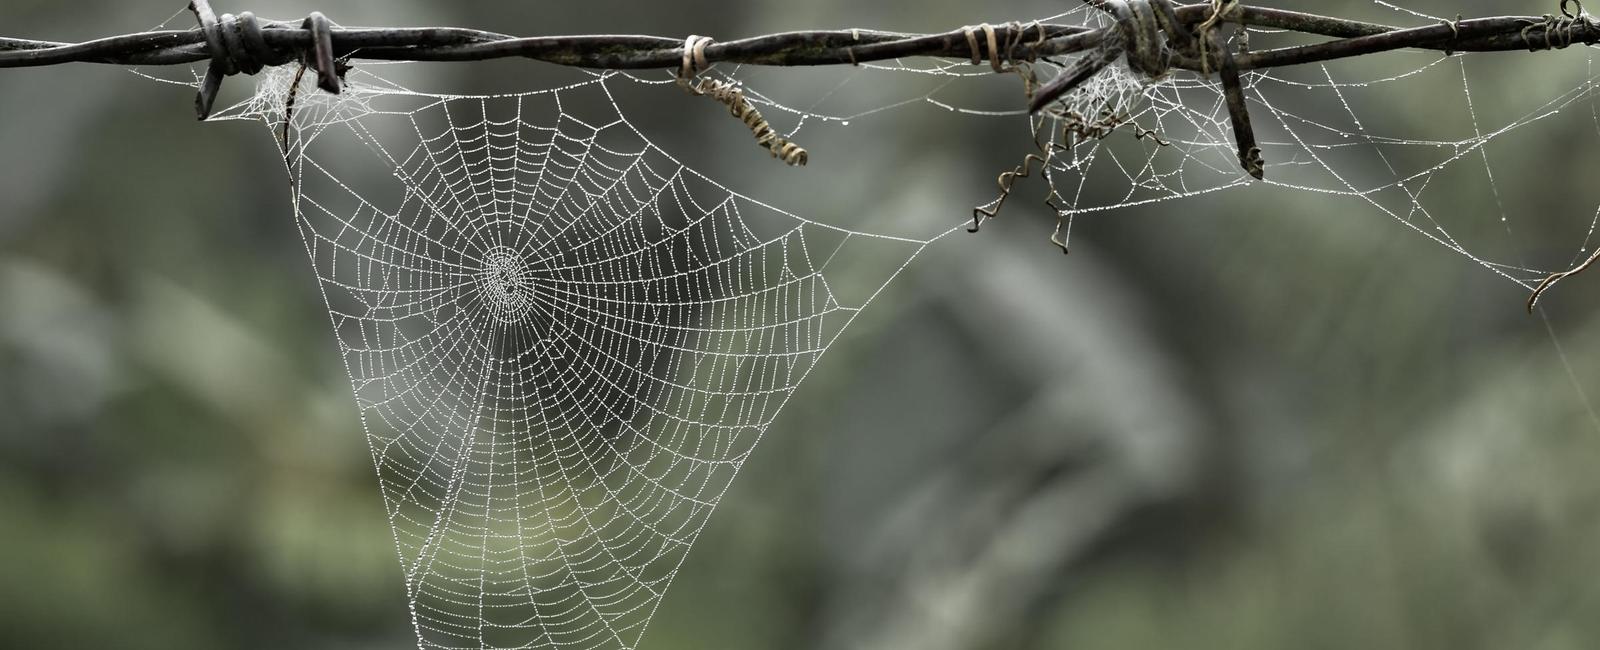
[211,65,936,649]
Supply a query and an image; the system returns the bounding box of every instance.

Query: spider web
[728,3,1600,289]
[1013,15,1600,286]
[208,65,940,649]
[180,3,1600,648]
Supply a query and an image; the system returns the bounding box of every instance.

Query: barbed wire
[4,0,1600,304]
[2,2,1596,103]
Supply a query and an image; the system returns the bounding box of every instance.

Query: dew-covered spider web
[204,67,940,649]
[162,2,1600,648]
[764,3,1600,290]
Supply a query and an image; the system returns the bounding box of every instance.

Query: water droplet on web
[842,120,851,126]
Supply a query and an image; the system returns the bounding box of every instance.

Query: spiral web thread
[185,3,1600,648]
[211,64,938,649]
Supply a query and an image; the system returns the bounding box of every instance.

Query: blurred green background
[4,1,1600,648]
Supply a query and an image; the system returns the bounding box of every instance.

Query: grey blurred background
[4,1,1600,649]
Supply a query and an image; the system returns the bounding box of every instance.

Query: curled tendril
[1527,247,1600,312]
[683,76,809,166]
[971,64,1170,250]
[969,149,1051,233]
[677,35,808,166]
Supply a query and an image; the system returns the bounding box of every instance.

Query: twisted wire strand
[4,5,1596,74]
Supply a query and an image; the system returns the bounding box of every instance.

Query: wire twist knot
[1520,0,1600,51]
[962,22,1046,74]
[189,0,344,121]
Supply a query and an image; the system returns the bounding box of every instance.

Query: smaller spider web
[210,66,937,650]
[980,4,1600,286]
[707,3,1600,290]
